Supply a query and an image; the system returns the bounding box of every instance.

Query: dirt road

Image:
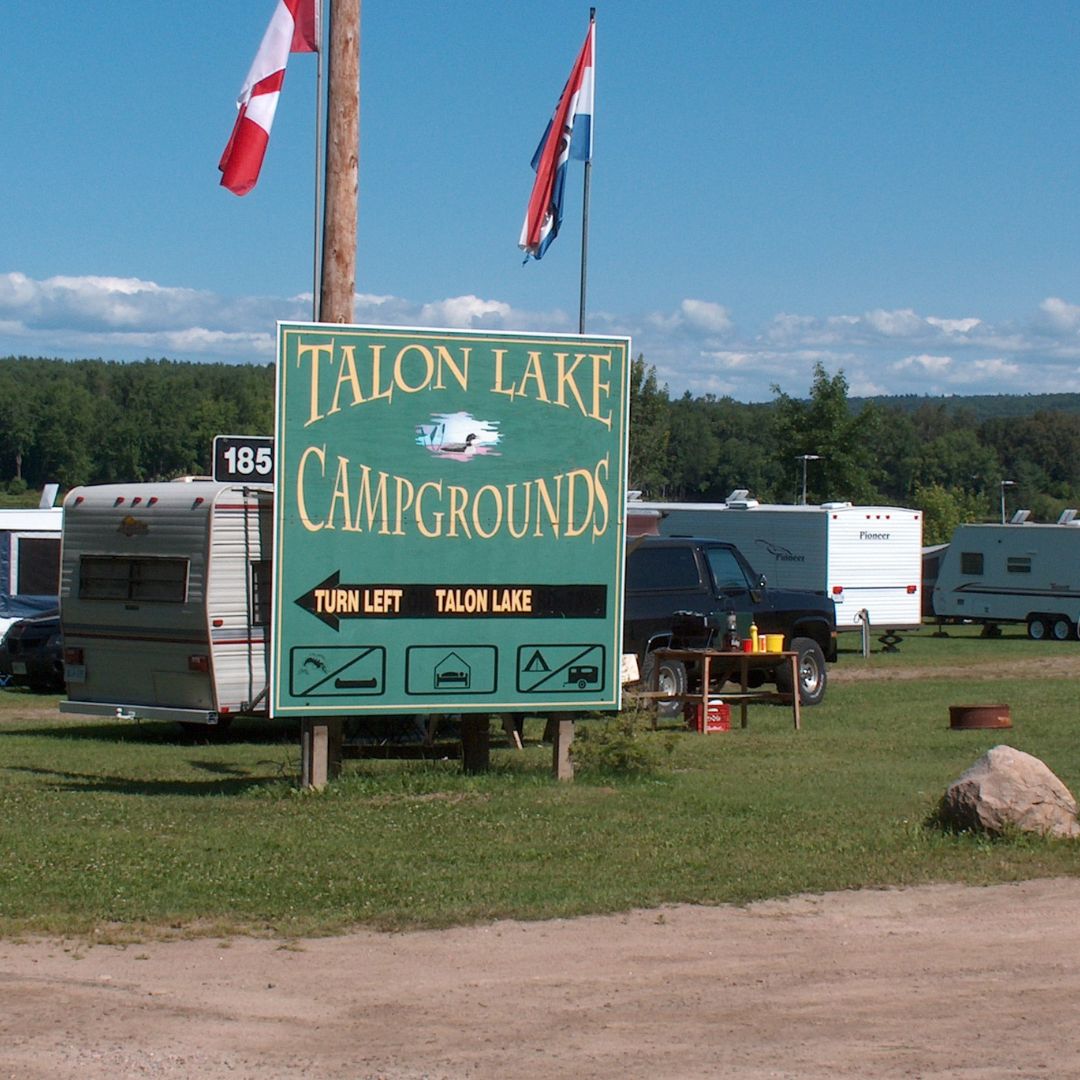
[3,877,1079,1079]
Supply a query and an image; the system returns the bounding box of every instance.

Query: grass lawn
[1,622,1077,938]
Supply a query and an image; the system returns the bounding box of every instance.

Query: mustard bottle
[749,621,759,651]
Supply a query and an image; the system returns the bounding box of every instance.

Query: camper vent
[724,488,759,509]
[1010,510,1031,524]
[821,502,852,510]
[1058,509,1079,525]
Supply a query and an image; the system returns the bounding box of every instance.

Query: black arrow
[294,570,345,631]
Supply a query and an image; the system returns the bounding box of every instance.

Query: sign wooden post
[302,0,360,788]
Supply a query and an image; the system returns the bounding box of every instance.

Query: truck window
[960,552,984,575]
[79,556,189,602]
[626,547,699,590]
[704,547,750,592]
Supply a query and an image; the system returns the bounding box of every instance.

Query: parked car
[623,536,837,714]
[0,609,64,692]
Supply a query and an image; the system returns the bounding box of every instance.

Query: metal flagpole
[578,7,595,335]
[312,0,327,320]
[579,159,590,334]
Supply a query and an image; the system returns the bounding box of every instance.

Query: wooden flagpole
[311,0,326,320]
[318,0,360,324]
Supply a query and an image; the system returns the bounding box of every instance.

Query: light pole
[999,479,1015,524]
[795,454,821,506]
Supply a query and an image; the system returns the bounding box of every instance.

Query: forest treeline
[4,354,1080,545]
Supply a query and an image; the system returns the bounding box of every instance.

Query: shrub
[570,710,672,775]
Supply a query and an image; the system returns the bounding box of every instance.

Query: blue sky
[5,1,1080,402]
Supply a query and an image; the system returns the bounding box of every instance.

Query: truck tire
[641,653,687,720]
[776,636,827,706]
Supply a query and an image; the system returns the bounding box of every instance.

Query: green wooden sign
[271,323,630,715]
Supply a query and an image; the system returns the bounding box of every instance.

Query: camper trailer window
[79,556,189,602]
[959,552,984,576]
[626,546,699,591]
[1006,556,1032,574]
[14,536,60,594]
[250,560,271,626]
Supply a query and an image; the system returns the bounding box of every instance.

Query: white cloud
[847,376,889,397]
[864,308,925,337]
[4,272,1080,401]
[417,295,513,327]
[926,316,981,334]
[952,357,1021,383]
[703,350,753,370]
[679,299,733,334]
[1038,296,1080,333]
[646,298,732,337]
[894,354,953,374]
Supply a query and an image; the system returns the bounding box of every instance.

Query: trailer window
[250,560,271,626]
[14,536,60,594]
[959,552,983,575]
[79,556,189,602]
[1006,556,1032,574]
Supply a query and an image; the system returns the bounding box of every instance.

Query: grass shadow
[3,762,283,796]
[5,716,302,746]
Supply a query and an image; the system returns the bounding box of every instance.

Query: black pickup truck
[624,536,837,711]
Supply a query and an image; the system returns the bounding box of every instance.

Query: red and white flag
[219,0,320,197]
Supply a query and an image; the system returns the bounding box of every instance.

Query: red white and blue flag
[219,0,320,197]
[519,19,595,260]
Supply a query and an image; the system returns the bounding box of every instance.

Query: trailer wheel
[641,653,687,720]
[776,637,827,706]
[1027,616,1048,641]
[1050,616,1074,641]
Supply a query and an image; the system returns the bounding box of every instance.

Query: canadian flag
[219,0,320,196]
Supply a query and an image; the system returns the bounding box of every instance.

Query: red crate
[684,700,731,732]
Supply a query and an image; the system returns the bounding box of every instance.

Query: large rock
[941,745,1080,839]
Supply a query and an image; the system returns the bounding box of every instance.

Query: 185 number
[222,444,272,476]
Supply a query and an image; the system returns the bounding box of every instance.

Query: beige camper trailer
[59,480,272,727]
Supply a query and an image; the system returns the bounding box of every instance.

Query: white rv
[0,485,63,636]
[932,514,1080,639]
[59,480,272,726]
[628,494,923,633]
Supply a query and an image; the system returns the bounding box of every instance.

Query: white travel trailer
[59,480,272,726]
[932,514,1080,639]
[0,485,63,636]
[627,494,923,633]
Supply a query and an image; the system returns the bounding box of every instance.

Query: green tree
[913,483,989,545]
[913,428,1000,497]
[627,356,671,497]
[666,393,720,498]
[770,363,883,504]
